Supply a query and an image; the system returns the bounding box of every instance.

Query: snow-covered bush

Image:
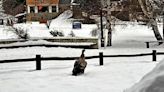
[13,27,29,39]
[50,29,64,37]
[3,26,29,39]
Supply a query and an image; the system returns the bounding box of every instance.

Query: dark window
[0,19,3,25]
[52,6,57,12]
[72,22,81,29]
[30,6,35,13]
[38,6,48,13]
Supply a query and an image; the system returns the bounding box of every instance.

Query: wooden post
[152,50,157,62]
[36,55,41,70]
[99,52,103,65]
[101,0,112,46]
[146,42,149,48]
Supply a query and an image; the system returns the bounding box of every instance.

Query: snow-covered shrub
[3,26,29,39]
[50,29,64,37]
[68,31,75,37]
[13,27,29,39]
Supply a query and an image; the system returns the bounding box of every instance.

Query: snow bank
[50,10,73,25]
[0,26,17,39]
[112,24,158,48]
[0,46,158,92]
[13,22,53,38]
[12,10,97,38]
[125,59,164,92]
[49,10,98,38]
[0,40,95,47]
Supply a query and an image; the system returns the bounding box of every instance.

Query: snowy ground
[0,47,160,92]
[0,22,164,92]
[0,25,17,39]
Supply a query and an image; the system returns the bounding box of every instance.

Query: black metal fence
[0,50,163,70]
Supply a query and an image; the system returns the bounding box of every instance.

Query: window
[38,0,43,3]
[72,22,81,29]
[38,6,48,13]
[0,19,3,25]
[30,6,35,13]
[52,6,57,12]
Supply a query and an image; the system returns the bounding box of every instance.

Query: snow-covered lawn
[0,43,163,91]
[0,21,164,92]
[0,47,160,92]
[0,25,17,39]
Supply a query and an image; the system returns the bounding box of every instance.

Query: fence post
[36,55,41,70]
[152,50,157,62]
[99,52,103,65]
[146,42,149,48]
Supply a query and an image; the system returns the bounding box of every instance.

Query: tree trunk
[106,14,112,46]
[151,19,163,41]
[163,12,164,38]
[138,0,163,41]
[101,0,112,46]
